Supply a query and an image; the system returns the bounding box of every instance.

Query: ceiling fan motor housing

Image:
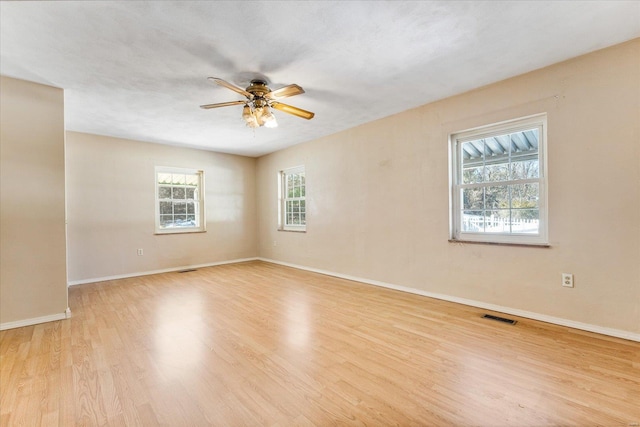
[247,80,270,98]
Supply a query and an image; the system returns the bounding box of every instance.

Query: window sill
[278,228,306,233]
[448,239,550,248]
[155,230,207,235]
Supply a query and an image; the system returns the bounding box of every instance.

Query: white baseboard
[67,257,259,287]
[257,257,640,343]
[1,310,70,331]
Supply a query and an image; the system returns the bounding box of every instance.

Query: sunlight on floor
[154,290,205,378]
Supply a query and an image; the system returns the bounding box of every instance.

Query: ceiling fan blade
[200,100,246,109]
[266,84,305,100]
[207,77,252,98]
[271,102,315,120]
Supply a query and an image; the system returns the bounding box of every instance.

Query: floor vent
[482,314,517,325]
[177,269,197,273]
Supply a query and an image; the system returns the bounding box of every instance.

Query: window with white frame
[279,166,306,231]
[450,114,547,245]
[155,167,205,234]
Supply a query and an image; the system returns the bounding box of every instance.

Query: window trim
[278,165,306,232]
[154,166,206,235]
[449,113,548,245]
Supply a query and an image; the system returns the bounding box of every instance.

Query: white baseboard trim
[1,310,69,331]
[257,257,640,343]
[67,257,259,287]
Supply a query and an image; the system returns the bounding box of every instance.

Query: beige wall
[256,40,640,335]
[0,76,68,326]
[65,132,257,282]
[4,41,637,336]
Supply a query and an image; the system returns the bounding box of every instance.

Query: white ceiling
[1,1,639,157]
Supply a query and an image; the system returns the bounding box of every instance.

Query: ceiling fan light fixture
[262,107,278,128]
[253,106,266,127]
[245,116,259,128]
[241,103,277,129]
[203,77,313,129]
[242,104,252,120]
[242,104,259,128]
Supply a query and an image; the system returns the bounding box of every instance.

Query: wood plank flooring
[1,261,639,426]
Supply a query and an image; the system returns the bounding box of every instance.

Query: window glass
[451,115,547,244]
[155,167,204,233]
[279,167,306,231]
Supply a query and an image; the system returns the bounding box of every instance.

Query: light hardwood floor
[1,261,639,426]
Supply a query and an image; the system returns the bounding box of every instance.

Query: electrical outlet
[562,273,573,288]
[273,241,277,246]
[137,249,143,256]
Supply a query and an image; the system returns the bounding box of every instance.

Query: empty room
[1,1,639,425]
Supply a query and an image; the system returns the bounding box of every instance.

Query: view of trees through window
[285,171,306,226]
[157,172,200,229]
[460,128,540,234]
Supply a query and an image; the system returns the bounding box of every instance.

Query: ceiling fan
[200,77,315,128]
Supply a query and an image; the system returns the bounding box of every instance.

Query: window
[450,114,547,245]
[278,166,306,231]
[155,167,205,234]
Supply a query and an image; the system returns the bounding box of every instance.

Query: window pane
[511,209,539,234]
[485,210,510,233]
[485,185,509,210]
[483,136,509,182]
[186,202,195,214]
[511,158,539,180]
[461,140,484,184]
[158,186,171,199]
[511,182,539,235]
[462,210,484,232]
[512,129,539,152]
[172,187,185,199]
[159,201,173,215]
[158,173,172,184]
[185,174,198,186]
[511,183,539,209]
[462,166,483,185]
[185,187,195,199]
[462,188,484,210]
[174,215,186,223]
[172,174,186,185]
[174,202,186,214]
[486,135,509,156]
[160,215,173,227]
[484,161,509,182]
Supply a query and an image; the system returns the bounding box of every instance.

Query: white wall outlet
[137,248,143,256]
[562,273,573,288]
[273,241,277,246]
